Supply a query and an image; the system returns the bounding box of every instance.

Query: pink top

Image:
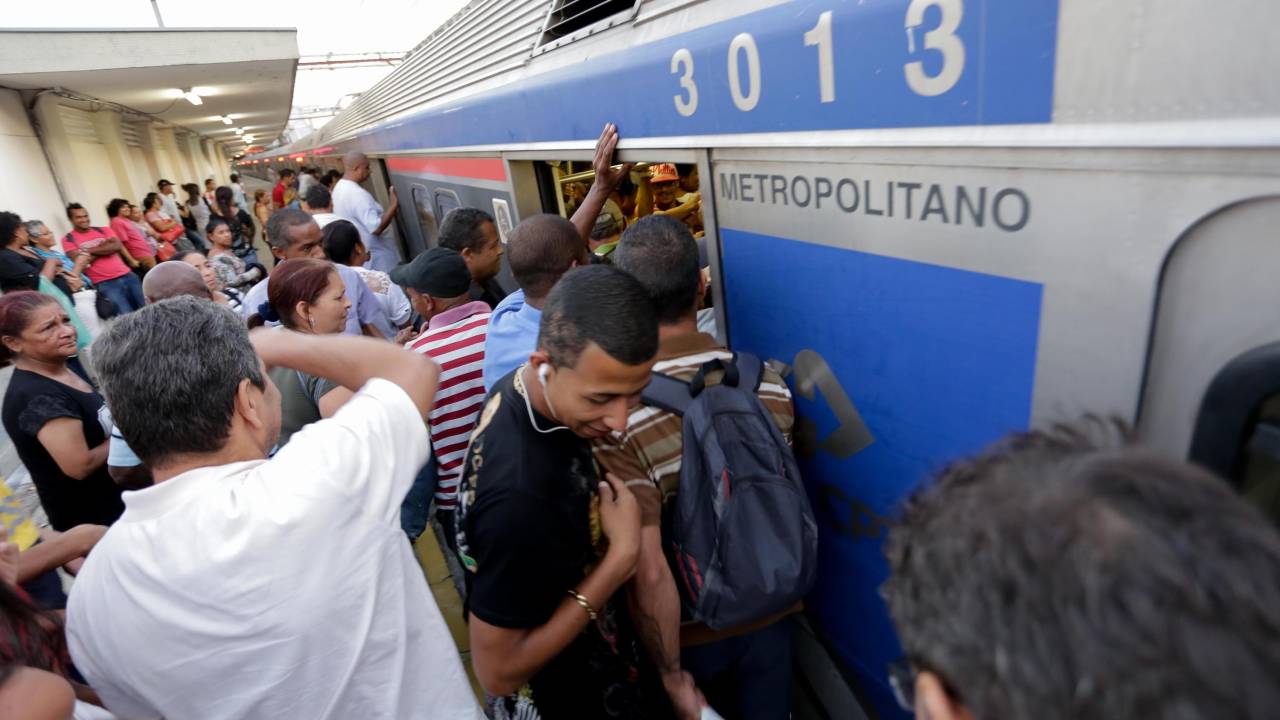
[62,227,131,284]
[110,217,154,259]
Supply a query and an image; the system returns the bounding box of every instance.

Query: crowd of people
[0,124,1276,720]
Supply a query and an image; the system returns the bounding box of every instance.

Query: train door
[513,148,869,719]
[1139,195,1280,522]
[513,149,727,339]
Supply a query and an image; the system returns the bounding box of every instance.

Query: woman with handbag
[107,199,155,273]
[141,192,185,260]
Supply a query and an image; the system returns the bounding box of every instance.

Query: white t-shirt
[66,379,480,720]
[311,211,341,228]
[332,178,399,272]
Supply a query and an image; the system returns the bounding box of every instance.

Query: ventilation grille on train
[538,0,641,47]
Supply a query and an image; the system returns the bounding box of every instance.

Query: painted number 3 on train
[671,0,965,117]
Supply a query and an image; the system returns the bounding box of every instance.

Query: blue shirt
[482,288,541,391]
[241,262,395,338]
[31,246,90,286]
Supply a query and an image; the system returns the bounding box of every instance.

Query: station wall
[0,88,236,237]
[0,89,69,236]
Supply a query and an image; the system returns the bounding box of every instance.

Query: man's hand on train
[591,122,634,196]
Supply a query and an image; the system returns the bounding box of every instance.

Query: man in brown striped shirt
[593,216,797,720]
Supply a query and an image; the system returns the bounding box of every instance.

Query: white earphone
[522,362,568,434]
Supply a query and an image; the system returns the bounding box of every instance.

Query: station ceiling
[0,28,299,152]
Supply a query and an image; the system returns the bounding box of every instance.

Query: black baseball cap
[390,247,472,297]
[158,179,173,189]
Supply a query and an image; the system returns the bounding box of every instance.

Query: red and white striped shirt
[405,300,491,509]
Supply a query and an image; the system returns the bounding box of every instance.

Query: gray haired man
[67,297,480,719]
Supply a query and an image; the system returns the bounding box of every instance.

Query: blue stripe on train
[350,0,1059,153]
[720,228,1042,717]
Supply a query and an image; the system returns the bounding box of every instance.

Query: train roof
[244,0,1280,164]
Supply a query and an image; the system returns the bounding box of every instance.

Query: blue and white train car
[241,1,1280,716]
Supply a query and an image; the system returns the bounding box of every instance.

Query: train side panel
[708,148,1280,715]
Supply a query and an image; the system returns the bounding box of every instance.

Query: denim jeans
[96,272,146,315]
[400,454,436,541]
[682,617,795,720]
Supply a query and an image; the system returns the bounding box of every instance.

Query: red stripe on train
[385,157,507,182]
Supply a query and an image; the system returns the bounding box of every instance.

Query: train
[238,1,1280,716]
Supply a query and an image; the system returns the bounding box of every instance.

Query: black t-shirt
[0,248,71,299]
[457,369,670,719]
[1,364,123,530]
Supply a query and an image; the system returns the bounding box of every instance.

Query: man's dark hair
[882,418,1280,720]
[230,173,240,183]
[538,265,657,369]
[64,203,85,220]
[322,220,362,265]
[438,208,494,253]
[507,214,583,300]
[279,168,296,179]
[106,198,130,219]
[303,183,331,211]
[266,207,315,250]
[613,215,701,325]
[92,296,265,468]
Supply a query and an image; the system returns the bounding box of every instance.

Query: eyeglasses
[888,659,917,712]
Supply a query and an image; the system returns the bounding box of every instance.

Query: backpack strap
[732,352,765,393]
[641,372,694,416]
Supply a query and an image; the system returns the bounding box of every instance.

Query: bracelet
[566,589,598,621]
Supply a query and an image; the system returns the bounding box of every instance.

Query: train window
[537,0,641,52]
[543,159,704,242]
[410,184,439,246]
[539,156,718,338]
[434,189,461,219]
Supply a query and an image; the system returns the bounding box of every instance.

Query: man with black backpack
[595,215,814,720]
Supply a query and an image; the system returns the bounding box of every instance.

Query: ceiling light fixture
[220,115,233,125]
[234,128,244,135]
[181,88,203,106]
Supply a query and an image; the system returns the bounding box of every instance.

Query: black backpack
[641,352,818,630]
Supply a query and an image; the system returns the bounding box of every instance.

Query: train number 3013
[671,0,965,117]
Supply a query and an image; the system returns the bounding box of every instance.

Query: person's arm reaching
[570,123,634,244]
[373,186,399,236]
[250,330,438,420]
[631,525,705,720]
[471,473,642,696]
[654,193,701,221]
[17,524,105,583]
